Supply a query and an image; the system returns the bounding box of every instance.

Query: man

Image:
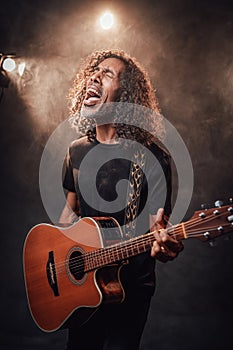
[59,49,183,349]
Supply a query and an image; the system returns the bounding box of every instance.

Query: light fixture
[100,12,114,30]
[0,53,26,90]
[2,57,16,72]
[18,62,26,77]
[0,53,26,102]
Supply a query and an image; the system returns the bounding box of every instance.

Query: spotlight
[0,53,26,88]
[2,57,16,72]
[18,62,26,76]
[0,52,26,94]
[100,12,114,30]
[0,53,17,72]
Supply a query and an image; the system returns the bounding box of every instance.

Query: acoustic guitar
[23,203,233,332]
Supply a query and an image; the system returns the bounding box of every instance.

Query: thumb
[156,208,164,225]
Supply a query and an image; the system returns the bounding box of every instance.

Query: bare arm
[59,191,79,225]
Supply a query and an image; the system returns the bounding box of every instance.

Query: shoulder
[69,136,95,154]
[70,136,90,149]
[68,136,96,168]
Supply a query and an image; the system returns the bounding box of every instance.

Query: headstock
[184,201,233,243]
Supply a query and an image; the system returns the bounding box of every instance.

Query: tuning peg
[204,232,217,247]
[215,200,224,208]
[201,203,209,210]
[208,240,217,247]
[224,234,231,241]
[229,197,233,204]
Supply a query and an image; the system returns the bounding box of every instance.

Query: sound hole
[69,250,85,281]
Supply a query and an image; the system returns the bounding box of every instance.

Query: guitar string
[59,209,229,269]
[30,220,229,286]
[53,223,230,276]
[168,209,228,232]
[52,224,230,278]
[52,210,229,274]
[48,226,228,279]
[47,210,229,275]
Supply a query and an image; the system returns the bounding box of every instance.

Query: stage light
[2,57,16,72]
[0,53,26,93]
[18,62,26,76]
[0,53,26,78]
[100,12,114,30]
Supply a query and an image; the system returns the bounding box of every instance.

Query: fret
[119,245,125,260]
[98,251,103,266]
[106,247,110,265]
[89,254,94,270]
[129,240,135,257]
[115,246,120,261]
[110,247,115,263]
[104,250,109,265]
[85,225,186,272]
[85,230,169,272]
[141,238,147,253]
[123,247,127,260]
[93,249,97,269]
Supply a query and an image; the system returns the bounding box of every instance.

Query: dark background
[0,0,233,349]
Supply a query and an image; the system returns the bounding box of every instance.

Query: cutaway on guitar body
[23,217,125,332]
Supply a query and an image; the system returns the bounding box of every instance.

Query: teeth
[87,87,101,97]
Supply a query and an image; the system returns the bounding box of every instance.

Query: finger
[151,244,175,262]
[153,228,165,244]
[159,231,184,253]
[156,208,164,225]
[151,241,162,257]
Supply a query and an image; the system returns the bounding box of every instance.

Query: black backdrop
[0,0,233,349]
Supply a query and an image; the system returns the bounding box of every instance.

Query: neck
[96,124,118,144]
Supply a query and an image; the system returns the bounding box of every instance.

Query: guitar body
[23,217,125,332]
[23,204,233,332]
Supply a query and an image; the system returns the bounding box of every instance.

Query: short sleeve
[148,151,172,218]
[62,148,76,192]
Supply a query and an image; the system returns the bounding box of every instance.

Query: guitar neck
[84,224,185,272]
[84,203,233,271]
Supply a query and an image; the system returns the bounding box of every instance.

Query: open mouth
[84,86,102,106]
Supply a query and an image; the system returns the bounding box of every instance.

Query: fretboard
[84,224,184,272]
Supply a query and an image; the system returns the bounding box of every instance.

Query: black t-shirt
[63,136,172,298]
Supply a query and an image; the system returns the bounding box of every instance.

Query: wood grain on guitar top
[23,217,124,332]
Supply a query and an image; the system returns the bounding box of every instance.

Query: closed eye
[104,68,114,78]
[105,71,114,78]
[93,66,115,78]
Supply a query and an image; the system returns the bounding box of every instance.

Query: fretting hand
[150,208,184,262]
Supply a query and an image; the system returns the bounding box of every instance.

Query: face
[81,57,125,118]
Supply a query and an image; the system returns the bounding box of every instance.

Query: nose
[90,69,102,84]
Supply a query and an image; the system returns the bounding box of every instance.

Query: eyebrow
[95,66,115,76]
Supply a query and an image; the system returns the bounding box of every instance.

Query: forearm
[59,205,77,225]
[59,191,79,225]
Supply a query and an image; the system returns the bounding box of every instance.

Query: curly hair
[68,49,165,146]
